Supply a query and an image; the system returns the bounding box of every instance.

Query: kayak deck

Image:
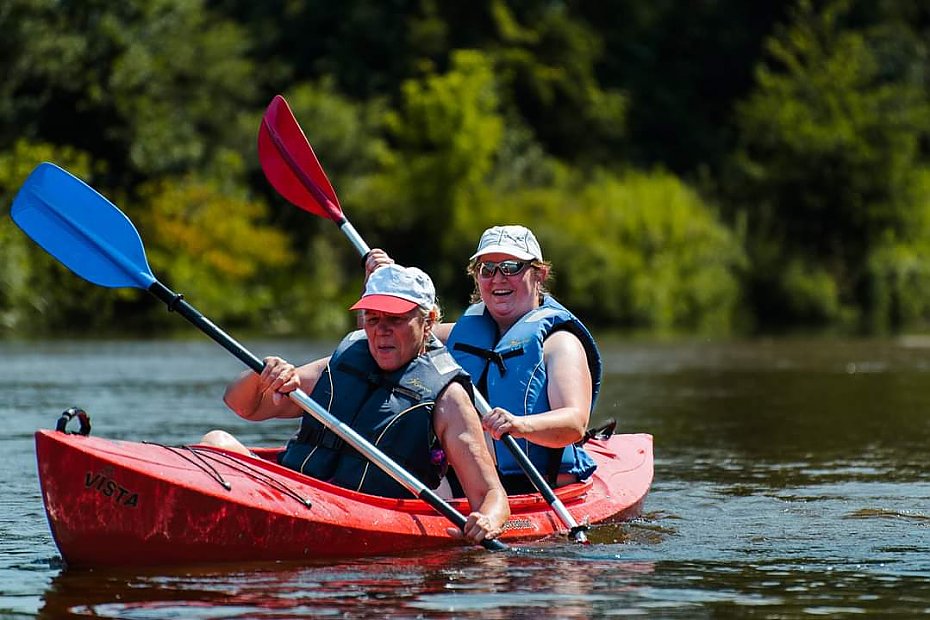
[35,429,653,567]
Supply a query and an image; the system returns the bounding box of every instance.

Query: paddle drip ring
[56,407,92,436]
[166,292,185,312]
[569,523,590,542]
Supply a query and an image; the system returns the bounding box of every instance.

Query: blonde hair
[419,303,443,325]
[466,259,552,304]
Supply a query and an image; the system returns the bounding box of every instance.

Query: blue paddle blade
[10,162,156,290]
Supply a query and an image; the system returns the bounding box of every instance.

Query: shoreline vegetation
[3,1,930,338]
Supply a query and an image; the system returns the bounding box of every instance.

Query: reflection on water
[38,550,657,619]
[3,337,930,617]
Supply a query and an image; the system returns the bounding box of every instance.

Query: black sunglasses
[477,260,530,278]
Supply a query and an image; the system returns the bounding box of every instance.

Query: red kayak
[36,428,653,568]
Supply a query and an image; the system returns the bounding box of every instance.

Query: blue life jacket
[278,331,472,498]
[445,296,602,482]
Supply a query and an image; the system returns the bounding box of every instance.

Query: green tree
[729,0,930,329]
[209,0,445,98]
[216,0,627,165]
[477,0,627,164]
[138,170,295,328]
[0,141,112,334]
[574,0,789,175]
[353,50,504,293]
[0,0,257,181]
[0,0,292,334]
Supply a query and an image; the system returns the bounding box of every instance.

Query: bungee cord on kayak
[156,444,314,508]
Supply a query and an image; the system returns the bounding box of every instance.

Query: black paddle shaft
[149,281,264,373]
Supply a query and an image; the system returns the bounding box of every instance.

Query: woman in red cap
[203,264,509,545]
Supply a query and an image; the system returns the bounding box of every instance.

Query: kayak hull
[35,429,653,567]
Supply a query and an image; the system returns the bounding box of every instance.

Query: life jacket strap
[337,362,421,400]
[451,342,523,375]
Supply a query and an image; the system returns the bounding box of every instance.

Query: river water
[1,337,928,618]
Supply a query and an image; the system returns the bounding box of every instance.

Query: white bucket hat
[350,264,435,314]
[469,225,543,261]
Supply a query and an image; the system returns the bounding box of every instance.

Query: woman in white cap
[202,264,509,544]
[364,226,601,494]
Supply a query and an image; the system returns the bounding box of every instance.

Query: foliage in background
[0,141,112,333]
[2,0,930,336]
[728,0,930,331]
[0,0,259,183]
[573,0,791,174]
[473,170,746,334]
[351,50,505,295]
[137,169,294,328]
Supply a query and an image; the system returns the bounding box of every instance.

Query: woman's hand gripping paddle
[257,97,590,543]
[9,162,505,552]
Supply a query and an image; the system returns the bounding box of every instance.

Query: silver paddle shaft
[474,390,588,542]
[340,222,370,256]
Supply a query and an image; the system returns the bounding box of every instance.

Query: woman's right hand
[364,248,394,280]
[481,406,523,440]
[260,356,300,405]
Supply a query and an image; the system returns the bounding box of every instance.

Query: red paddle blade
[259,95,345,224]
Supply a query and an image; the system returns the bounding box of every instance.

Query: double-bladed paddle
[258,95,590,542]
[10,162,505,552]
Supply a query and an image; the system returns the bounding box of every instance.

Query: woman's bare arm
[433,382,509,542]
[482,330,592,446]
[223,356,330,421]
